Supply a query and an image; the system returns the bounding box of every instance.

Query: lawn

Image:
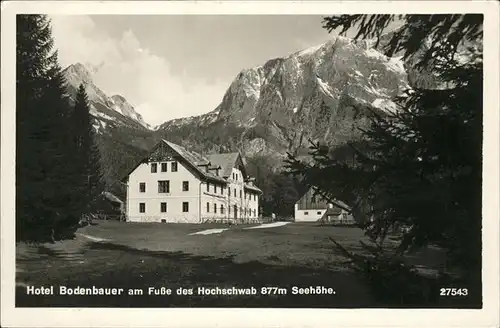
[15,220,464,308]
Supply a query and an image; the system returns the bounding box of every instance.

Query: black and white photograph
[1,1,499,327]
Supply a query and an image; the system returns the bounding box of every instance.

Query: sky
[50,15,341,126]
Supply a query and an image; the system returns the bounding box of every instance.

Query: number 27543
[440,288,468,296]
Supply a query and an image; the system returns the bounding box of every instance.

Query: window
[182,181,189,192]
[182,202,189,212]
[139,182,146,193]
[221,186,224,195]
[232,173,235,180]
[317,211,321,215]
[161,202,167,213]
[239,190,242,198]
[206,202,210,213]
[228,187,231,196]
[214,185,217,193]
[221,205,225,214]
[158,180,170,193]
[139,203,146,213]
[234,189,236,197]
[254,209,256,217]
[151,163,157,173]
[161,163,168,172]
[236,174,238,181]
[214,203,217,213]
[254,194,256,201]
[305,211,309,215]
[206,183,210,192]
[228,206,231,214]
[171,162,178,172]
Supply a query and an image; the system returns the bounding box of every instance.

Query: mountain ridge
[155,34,409,157]
[63,63,151,130]
[60,32,416,199]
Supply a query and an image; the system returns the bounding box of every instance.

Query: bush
[330,238,452,306]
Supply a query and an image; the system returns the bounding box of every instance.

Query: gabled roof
[121,139,226,184]
[163,140,210,166]
[296,186,351,211]
[244,183,263,194]
[161,140,227,183]
[323,206,343,216]
[296,187,329,207]
[121,139,264,193]
[206,152,240,178]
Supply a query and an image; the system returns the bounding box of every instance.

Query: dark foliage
[70,85,106,213]
[287,14,483,301]
[246,155,306,217]
[329,238,480,307]
[16,15,104,242]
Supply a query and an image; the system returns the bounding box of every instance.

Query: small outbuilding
[294,187,354,225]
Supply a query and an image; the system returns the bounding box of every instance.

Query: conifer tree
[16,15,78,241]
[71,84,105,215]
[286,14,483,282]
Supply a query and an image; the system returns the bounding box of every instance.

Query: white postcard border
[1,1,499,327]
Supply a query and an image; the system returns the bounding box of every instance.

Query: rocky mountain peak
[110,94,150,129]
[156,33,410,157]
[111,94,127,103]
[64,62,94,85]
[62,63,152,131]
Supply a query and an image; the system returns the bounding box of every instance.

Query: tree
[269,173,301,217]
[286,14,483,284]
[16,15,80,241]
[70,84,105,214]
[246,155,305,217]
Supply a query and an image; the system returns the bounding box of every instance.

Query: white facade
[294,187,352,223]
[200,167,259,222]
[294,205,327,222]
[125,140,261,223]
[127,160,202,223]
